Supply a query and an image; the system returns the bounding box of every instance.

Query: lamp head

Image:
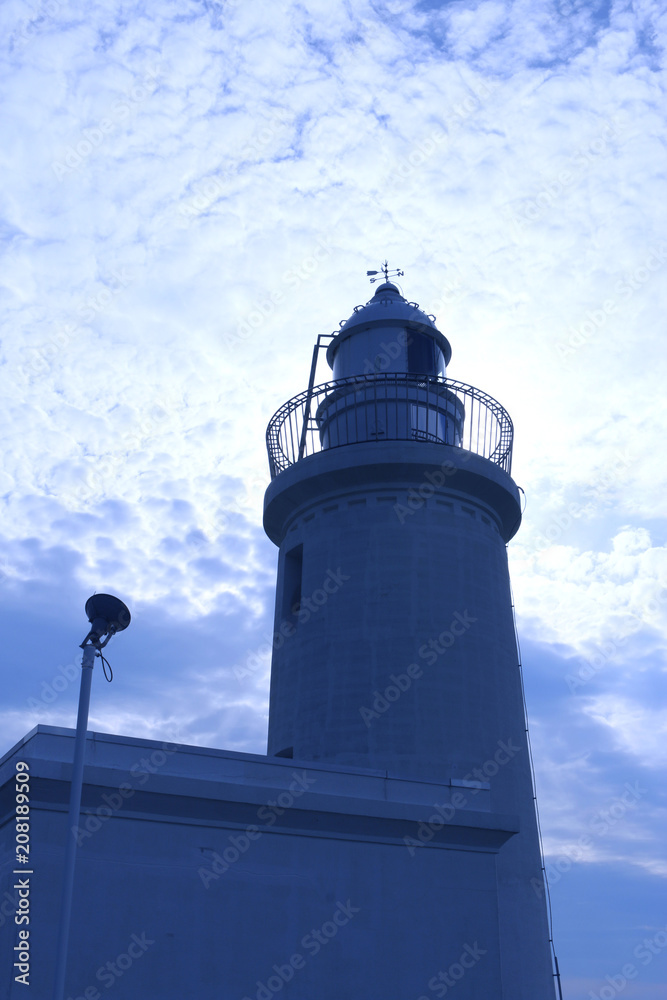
[82,594,131,648]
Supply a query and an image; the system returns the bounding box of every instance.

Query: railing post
[297,357,316,460]
[298,336,331,461]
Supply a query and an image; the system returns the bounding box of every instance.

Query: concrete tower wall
[264,439,555,994]
[265,442,522,779]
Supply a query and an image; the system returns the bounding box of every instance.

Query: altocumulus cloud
[1,1,666,994]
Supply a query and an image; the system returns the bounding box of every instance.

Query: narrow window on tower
[282,544,303,624]
[407,331,436,375]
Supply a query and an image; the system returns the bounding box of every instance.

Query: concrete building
[0,275,557,998]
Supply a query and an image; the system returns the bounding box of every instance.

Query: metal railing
[266,373,513,478]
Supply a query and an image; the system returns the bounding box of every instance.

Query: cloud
[1,0,666,986]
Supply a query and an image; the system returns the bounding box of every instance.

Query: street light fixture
[52,595,131,1000]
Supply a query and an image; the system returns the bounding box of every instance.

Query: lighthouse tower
[0,267,560,999]
[263,268,557,998]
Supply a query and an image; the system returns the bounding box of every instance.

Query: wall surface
[0,726,544,1000]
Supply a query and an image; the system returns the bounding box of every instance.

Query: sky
[1,0,666,996]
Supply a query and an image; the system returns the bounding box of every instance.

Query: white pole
[52,643,96,1000]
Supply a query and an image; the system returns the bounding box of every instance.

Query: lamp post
[52,595,131,1000]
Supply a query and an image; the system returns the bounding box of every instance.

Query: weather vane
[366,260,404,284]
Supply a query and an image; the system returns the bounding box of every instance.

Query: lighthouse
[263,265,557,997]
[0,267,560,999]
